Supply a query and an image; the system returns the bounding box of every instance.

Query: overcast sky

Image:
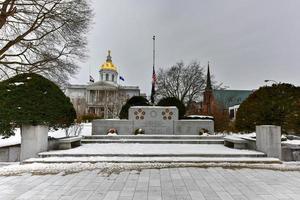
[71,0,300,95]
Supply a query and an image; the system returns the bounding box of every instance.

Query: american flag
[89,75,94,83]
[152,66,157,84]
[151,66,156,103]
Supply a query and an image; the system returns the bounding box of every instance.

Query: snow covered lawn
[0,123,92,148]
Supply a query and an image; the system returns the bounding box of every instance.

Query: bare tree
[0,0,92,83]
[156,61,222,107]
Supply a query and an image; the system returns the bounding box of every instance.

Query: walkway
[1,167,300,200]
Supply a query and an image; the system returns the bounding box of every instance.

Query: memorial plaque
[129,106,178,135]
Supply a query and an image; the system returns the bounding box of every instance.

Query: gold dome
[100,50,117,72]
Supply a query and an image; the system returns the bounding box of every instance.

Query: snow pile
[9,82,24,86]
[282,140,300,145]
[1,162,300,176]
[107,133,118,136]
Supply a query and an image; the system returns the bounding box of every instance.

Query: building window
[112,74,115,82]
[229,109,234,119]
[106,74,109,81]
[101,74,104,81]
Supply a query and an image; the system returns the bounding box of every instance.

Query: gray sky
[71,0,300,95]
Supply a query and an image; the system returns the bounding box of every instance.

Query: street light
[264,80,279,84]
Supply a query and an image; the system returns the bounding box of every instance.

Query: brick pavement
[0,167,300,200]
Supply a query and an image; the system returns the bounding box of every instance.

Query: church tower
[99,50,118,83]
[202,62,214,115]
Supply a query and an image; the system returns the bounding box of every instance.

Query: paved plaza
[0,167,300,200]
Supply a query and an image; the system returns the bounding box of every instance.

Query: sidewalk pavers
[0,167,299,200]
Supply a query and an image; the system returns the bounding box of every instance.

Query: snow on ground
[230,132,256,138]
[39,143,265,156]
[0,129,21,148]
[0,123,92,148]
[1,162,300,176]
[282,140,300,145]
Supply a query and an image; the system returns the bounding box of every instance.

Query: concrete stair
[21,135,282,165]
[23,156,281,164]
[82,135,224,144]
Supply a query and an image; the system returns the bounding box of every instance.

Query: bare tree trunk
[0,0,16,29]
[0,0,92,84]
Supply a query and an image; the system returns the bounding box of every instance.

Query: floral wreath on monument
[107,128,118,135]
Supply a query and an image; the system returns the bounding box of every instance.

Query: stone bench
[58,136,82,150]
[281,142,300,161]
[241,136,257,150]
[224,136,247,149]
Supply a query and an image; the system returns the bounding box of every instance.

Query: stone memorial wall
[92,106,214,135]
[92,120,133,135]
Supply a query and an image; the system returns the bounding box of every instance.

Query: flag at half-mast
[150,35,156,104]
[89,75,94,83]
[119,76,125,81]
[151,65,156,103]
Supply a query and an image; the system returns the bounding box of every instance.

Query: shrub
[157,97,186,119]
[284,100,300,135]
[212,109,230,133]
[235,83,300,133]
[119,96,150,119]
[64,123,83,137]
[80,114,102,122]
[0,73,76,137]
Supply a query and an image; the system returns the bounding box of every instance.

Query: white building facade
[65,51,140,119]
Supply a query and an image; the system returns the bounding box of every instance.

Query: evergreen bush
[235,83,300,133]
[80,114,102,122]
[0,73,76,137]
[157,97,186,119]
[119,96,150,119]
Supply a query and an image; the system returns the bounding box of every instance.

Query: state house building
[65,51,140,119]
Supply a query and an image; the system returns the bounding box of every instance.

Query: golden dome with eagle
[100,50,117,72]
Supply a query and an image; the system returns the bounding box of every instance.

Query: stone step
[81,139,224,144]
[37,144,267,161]
[38,152,266,158]
[83,135,224,140]
[23,156,281,164]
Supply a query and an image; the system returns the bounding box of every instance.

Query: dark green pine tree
[119,96,150,119]
[157,97,186,119]
[235,83,300,133]
[0,73,76,137]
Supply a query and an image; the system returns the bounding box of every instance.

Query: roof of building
[65,84,87,89]
[100,50,117,72]
[64,81,139,91]
[87,80,118,90]
[205,62,212,90]
[213,89,253,108]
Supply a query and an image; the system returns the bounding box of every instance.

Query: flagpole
[88,64,91,84]
[118,67,120,85]
[153,35,155,71]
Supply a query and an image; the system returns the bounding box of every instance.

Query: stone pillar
[256,125,281,159]
[20,125,48,161]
